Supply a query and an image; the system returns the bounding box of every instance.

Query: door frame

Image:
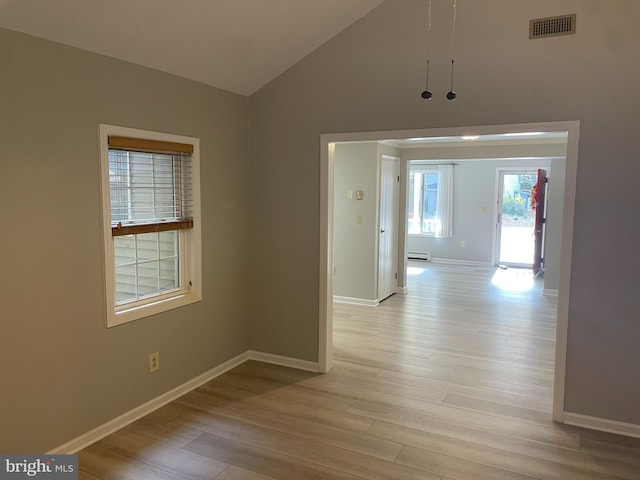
[320,121,580,423]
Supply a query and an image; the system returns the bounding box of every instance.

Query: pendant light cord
[425,0,432,91]
[451,0,457,92]
[448,0,457,98]
[421,0,433,99]
[422,0,459,101]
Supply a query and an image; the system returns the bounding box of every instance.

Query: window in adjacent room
[407,165,440,235]
[99,125,201,327]
[407,162,454,238]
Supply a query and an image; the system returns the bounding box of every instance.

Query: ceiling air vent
[529,14,576,39]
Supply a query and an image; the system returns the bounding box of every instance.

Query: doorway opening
[495,169,540,268]
[320,121,580,423]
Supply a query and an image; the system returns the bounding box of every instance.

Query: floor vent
[529,14,576,39]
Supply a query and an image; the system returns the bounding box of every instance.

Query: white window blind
[108,136,194,236]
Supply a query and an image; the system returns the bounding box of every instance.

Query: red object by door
[532,169,547,275]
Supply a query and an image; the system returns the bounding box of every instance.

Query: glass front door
[496,171,537,267]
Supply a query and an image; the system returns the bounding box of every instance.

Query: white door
[378,156,400,301]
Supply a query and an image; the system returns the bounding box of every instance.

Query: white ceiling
[0,0,384,96]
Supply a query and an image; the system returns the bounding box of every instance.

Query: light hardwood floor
[79,262,640,479]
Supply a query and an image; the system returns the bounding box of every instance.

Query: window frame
[99,124,202,327]
[407,164,440,237]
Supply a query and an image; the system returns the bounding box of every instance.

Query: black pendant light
[420,0,433,100]
[420,0,459,101]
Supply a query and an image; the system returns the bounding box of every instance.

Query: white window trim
[99,124,202,327]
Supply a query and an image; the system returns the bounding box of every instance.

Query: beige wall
[333,143,379,301]
[0,28,250,452]
[249,0,640,425]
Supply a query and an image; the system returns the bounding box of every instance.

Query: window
[408,167,440,235]
[407,163,454,238]
[100,125,201,327]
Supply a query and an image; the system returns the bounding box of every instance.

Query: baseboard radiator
[408,252,432,261]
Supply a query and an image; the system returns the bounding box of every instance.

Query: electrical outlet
[149,352,160,373]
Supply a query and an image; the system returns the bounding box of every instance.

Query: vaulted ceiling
[0,0,384,96]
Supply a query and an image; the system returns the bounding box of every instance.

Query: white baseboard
[48,351,250,454]
[431,258,493,267]
[543,289,559,297]
[395,286,408,294]
[248,351,319,373]
[333,295,379,307]
[564,412,640,439]
[48,350,320,454]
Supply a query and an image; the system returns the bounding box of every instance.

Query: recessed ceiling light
[461,135,479,140]
[503,132,545,137]
[405,136,450,142]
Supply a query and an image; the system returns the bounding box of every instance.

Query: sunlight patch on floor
[407,266,426,275]
[491,267,535,292]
